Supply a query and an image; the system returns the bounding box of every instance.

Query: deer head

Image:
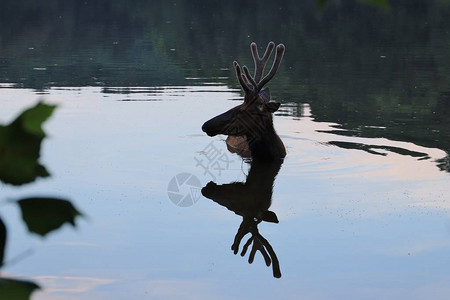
[202,42,286,161]
[201,160,283,278]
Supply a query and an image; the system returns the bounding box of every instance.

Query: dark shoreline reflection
[1,1,449,173]
[202,160,283,278]
[328,141,430,159]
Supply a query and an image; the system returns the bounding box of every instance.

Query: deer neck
[246,122,286,161]
[244,159,283,211]
[246,160,282,189]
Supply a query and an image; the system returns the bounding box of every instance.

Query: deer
[201,159,283,278]
[202,42,286,161]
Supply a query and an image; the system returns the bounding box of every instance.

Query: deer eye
[257,104,264,112]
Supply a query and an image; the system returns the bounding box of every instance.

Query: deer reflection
[202,159,283,278]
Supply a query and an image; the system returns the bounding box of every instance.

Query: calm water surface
[1,85,449,299]
[1,1,450,299]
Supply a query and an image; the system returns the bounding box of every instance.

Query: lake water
[1,1,450,299]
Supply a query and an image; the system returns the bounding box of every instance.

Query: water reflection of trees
[1,0,449,170]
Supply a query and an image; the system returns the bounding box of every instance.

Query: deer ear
[260,210,279,223]
[259,87,271,103]
[265,102,280,113]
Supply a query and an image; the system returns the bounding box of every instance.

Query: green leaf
[17,198,82,237]
[0,278,40,300]
[12,102,56,137]
[0,217,6,267]
[0,102,56,185]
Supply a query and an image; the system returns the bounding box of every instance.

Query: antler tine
[256,232,282,278]
[233,61,251,93]
[248,237,271,266]
[232,219,282,278]
[243,65,257,90]
[250,42,260,61]
[251,42,275,83]
[241,73,250,87]
[257,44,285,91]
[232,220,250,254]
[250,42,261,80]
[261,42,276,63]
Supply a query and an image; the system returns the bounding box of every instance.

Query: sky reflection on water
[1,85,449,299]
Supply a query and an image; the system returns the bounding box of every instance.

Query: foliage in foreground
[0,102,83,299]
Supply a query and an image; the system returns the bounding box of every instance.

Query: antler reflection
[202,160,283,278]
